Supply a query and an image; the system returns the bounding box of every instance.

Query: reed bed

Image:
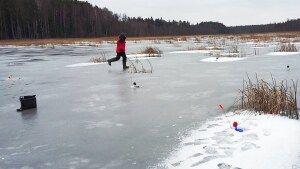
[127,59,153,74]
[90,52,107,63]
[238,75,298,119]
[140,46,162,57]
[276,43,298,52]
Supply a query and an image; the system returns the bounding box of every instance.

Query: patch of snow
[292,42,300,45]
[252,46,267,49]
[169,50,212,54]
[201,57,246,62]
[244,42,256,45]
[267,52,300,56]
[220,53,239,57]
[157,111,300,169]
[65,62,106,68]
[206,47,223,50]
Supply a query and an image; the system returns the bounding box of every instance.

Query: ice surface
[65,62,106,67]
[1,39,300,169]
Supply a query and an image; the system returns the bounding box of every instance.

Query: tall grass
[127,59,153,74]
[140,46,162,57]
[187,46,207,50]
[238,75,298,119]
[276,43,298,52]
[90,52,107,63]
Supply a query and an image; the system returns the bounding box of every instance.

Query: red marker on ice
[219,104,224,110]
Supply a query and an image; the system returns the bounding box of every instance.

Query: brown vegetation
[276,43,298,52]
[127,59,153,74]
[187,46,207,50]
[90,57,107,63]
[90,52,107,63]
[140,47,162,57]
[1,32,300,46]
[238,75,298,119]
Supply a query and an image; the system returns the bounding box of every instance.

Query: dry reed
[140,46,162,57]
[90,52,107,63]
[276,43,298,52]
[238,75,298,119]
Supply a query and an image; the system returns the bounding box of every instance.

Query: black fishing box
[17,95,37,111]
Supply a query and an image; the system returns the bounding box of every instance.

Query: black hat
[119,33,126,41]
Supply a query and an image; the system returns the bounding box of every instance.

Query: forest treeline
[0,0,299,39]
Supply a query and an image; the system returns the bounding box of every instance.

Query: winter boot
[123,59,129,70]
[123,66,129,70]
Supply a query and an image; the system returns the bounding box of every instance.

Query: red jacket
[116,40,126,53]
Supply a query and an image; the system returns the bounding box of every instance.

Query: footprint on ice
[203,146,218,154]
[248,121,258,127]
[212,131,233,144]
[198,129,207,132]
[263,129,271,136]
[207,124,220,128]
[243,133,259,141]
[215,130,234,137]
[224,150,234,157]
[189,153,203,158]
[219,146,235,156]
[184,142,202,146]
[171,160,183,167]
[217,163,232,169]
[191,156,217,167]
[195,138,208,142]
[241,142,260,151]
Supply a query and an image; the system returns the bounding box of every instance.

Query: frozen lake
[0,39,300,169]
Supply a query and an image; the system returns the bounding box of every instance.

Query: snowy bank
[201,57,246,62]
[158,111,300,169]
[267,52,300,56]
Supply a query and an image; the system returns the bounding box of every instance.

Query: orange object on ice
[233,121,238,128]
[219,104,224,110]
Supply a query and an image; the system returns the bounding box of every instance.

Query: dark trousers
[108,52,127,69]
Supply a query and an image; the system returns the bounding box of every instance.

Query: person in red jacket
[107,34,129,70]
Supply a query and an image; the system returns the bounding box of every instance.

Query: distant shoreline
[0,31,299,46]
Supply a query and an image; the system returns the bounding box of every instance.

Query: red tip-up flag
[219,104,224,110]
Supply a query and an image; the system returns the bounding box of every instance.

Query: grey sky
[86,0,299,26]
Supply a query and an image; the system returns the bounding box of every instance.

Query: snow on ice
[158,111,300,169]
[267,52,300,56]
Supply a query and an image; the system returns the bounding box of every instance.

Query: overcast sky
[86,0,299,26]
